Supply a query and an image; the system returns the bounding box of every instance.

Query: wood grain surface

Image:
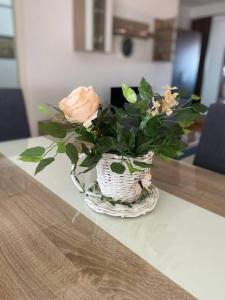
[0,154,195,300]
[152,158,225,218]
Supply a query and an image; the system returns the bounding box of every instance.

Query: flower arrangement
[20,78,207,179]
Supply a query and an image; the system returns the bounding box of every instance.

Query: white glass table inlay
[1,137,225,300]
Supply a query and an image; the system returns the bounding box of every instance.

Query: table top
[1,136,225,300]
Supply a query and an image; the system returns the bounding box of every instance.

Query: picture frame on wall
[0,36,15,59]
[153,19,176,62]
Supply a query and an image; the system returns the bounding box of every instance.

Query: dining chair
[0,89,30,141]
[193,103,225,174]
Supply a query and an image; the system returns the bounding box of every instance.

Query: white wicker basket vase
[96,152,154,203]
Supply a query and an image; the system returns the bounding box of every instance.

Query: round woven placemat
[84,182,159,218]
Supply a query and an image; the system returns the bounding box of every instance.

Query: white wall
[178,2,225,106]
[189,2,225,19]
[14,0,179,136]
[178,1,225,30]
[178,4,191,29]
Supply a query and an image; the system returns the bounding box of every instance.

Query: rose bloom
[59,86,100,127]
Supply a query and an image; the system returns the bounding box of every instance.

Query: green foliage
[124,160,143,174]
[79,152,102,168]
[74,125,95,143]
[191,94,201,101]
[21,78,208,176]
[81,143,90,156]
[110,162,126,174]
[138,78,153,102]
[122,84,137,103]
[39,122,66,138]
[38,104,52,116]
[192,103,208,113]
[57,141,66,153]
[20,147,45,157]
[176,108,198,124]
[66,143,79,168]
[20,147,45,162]
[35,157,55,175]
[133,160,152,169]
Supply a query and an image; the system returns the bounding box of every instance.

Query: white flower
[131,182,142,198]
[141,173,152,190]
[152,99,161,109]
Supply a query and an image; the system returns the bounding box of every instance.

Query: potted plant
[20,78,207,217]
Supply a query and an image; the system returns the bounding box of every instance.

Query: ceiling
[181,0,224,7]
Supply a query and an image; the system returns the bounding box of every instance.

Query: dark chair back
[194,104,225,174]
[0,89,30,141]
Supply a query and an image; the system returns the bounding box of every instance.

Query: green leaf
[124,160,143,174]
[191,94,201,101]
[97,136,117,153]
[192,103,208,113]
[75,127,94,143]
[128,132,136,152]
[20,156,42,162]
[110,162,126,174]
[20,146,45,158]
[66,143,79,167]
[38,104,53,117]
[138,78,153,102]
[81,143,90,156]
[178,119,194,128]
[57,142,66,153]
[122,84,137,104]
[79,153,102,168]
[140,115,151,130]
[183,128,191,135]
[144,117,161,138]
[136,142,152,155]
[35,157,55,175]
[176,108,198,123]
[39,122,66,138]
[133,160,152,169]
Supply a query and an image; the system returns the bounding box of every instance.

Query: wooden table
[0,137,225,300]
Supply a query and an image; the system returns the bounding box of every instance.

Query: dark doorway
[191,17,212,95]
[172,29,202,98]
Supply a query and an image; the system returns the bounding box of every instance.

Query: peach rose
[59,86,100,125]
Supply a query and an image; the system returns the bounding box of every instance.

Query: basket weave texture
[96,152,154,203]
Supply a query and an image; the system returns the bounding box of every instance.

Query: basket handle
[70,153,87,193]
[70,165,85,193]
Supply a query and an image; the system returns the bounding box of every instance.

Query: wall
[201,16,225,106]
[178,2,225,106]
[0,0,19,88]
[178,4,191,29]
[14,0,179,136]
[178,2,225,29]
[189,2,225,19]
